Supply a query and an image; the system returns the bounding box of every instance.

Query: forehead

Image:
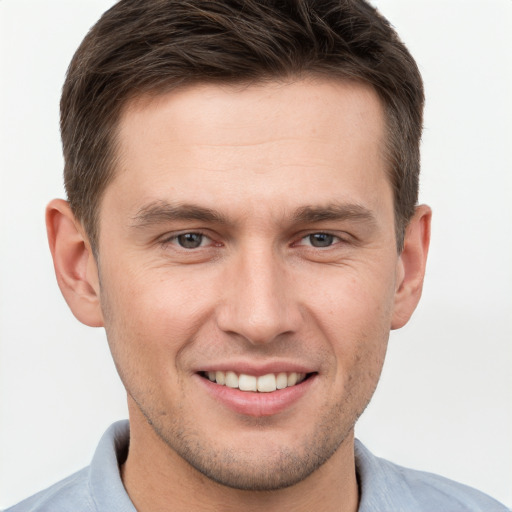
[120,78,385,155]
[105,78,390,224]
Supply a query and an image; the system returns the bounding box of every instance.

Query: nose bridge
[217,240,298,344]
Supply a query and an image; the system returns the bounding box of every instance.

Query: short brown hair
[61,0,424,252]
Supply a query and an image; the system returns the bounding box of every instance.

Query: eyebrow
[292,203,377,226]
[130,200,377,229]
[131,201,229,228]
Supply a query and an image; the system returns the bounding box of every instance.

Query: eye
[301,233,338,248]
[174,232,208,249]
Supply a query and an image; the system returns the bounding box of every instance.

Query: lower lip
[196,374,316,417]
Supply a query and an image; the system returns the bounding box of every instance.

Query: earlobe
[46,199,104,327]
[391,204,432,330]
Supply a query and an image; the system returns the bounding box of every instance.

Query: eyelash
[160,231,214,249]
[297,232,343,248]
[160,231,346,251]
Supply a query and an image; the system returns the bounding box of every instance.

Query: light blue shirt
[5,421,509,512]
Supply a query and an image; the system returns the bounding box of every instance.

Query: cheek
[320,286,391,417]
[309,262,397,337]
[102,258,210,332]
[98,263,211,384]
[305,264,395,390]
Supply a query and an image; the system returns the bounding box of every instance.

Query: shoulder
[354,440,509,512]
[3,467,96,512]
[381,459,508,512]
[4,421,133,512]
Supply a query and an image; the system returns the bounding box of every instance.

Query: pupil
[310,233,333,247]
[178,233,202,248]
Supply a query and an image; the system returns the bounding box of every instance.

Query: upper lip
[196,360,316,377]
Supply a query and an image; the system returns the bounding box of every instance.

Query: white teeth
[276,372,288,389]
[225,371,238,388]
[257,373,276,393]
[205,371,308,392]
[239,374,257,391]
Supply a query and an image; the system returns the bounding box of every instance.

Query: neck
[121,410,359,512]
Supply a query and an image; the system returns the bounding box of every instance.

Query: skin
[47,78,431,512]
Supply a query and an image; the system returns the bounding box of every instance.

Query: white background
[1,0,511,508]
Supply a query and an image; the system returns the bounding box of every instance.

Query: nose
[216,244,301,345]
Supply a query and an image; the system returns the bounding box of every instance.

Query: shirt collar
[89,420,136,512]
[355,439,419,512]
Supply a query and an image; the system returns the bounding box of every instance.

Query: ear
[46,199,104,327]
[391,204,432,330]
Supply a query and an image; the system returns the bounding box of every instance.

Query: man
[5,1,508,511]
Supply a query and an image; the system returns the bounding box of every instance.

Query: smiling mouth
[200,371,314,393]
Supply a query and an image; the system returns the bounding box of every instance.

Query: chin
[147,405,352,492]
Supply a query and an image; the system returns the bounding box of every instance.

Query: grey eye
[177,233,204,248]
[308,233,335,247]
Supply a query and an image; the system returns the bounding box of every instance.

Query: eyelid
[293,231,347,246]
[159,230,215,248]
[301,233,340,247]
[157,229,352,249]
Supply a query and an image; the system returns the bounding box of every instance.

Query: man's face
[96,79,402,489]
